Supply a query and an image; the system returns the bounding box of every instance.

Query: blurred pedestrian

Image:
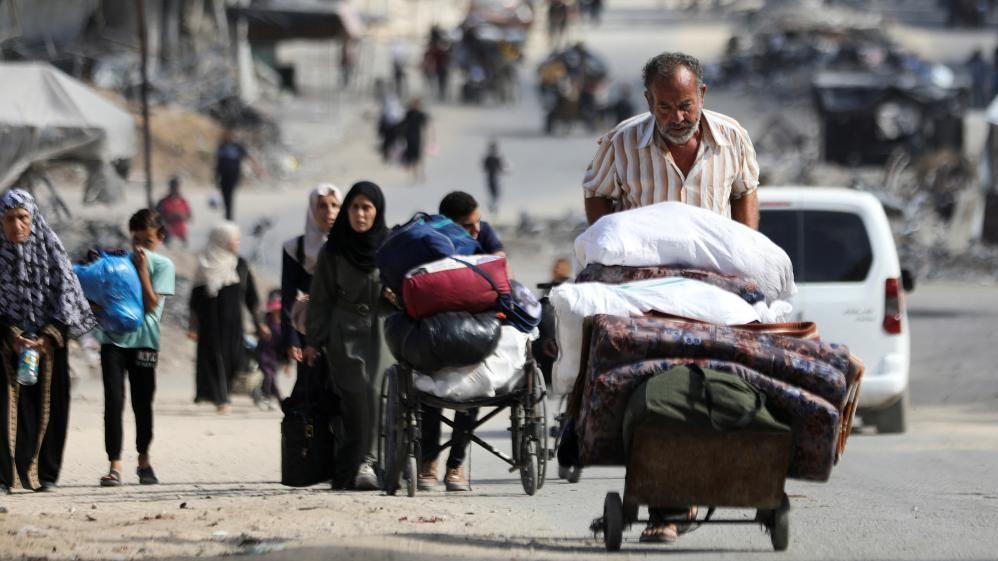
[967,49,991,108]
[155,176,191,247]
[340,39,357,89]
[376,81,406,163]
[611,83,636,126]
[253,290,284,410]
[550,257,573,285]
[401,99,433,182]
[391,40,409,97]
[424,30,452,101]
[304,182,389,491]
[215,128,264,221]
[189,223,266,414]
[97,209,175,488]
[582,0,603,25]
[0,189,96,493]
[482,141,509,214]
[547,0,570,47]
[280,184,342,422]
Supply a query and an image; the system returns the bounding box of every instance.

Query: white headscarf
[283,183,342,275]
[194,222,241,296]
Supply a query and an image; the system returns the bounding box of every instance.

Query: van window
[760,209,873,283]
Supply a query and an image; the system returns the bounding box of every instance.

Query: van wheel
[872,394,907,434]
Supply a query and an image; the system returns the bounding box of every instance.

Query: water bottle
[16,337,40,387]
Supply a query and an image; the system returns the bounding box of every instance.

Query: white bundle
[574,202,796,302]
[549,277,766,395]
[413,326,538,401]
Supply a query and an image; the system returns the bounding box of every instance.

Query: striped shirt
[582,110,760,217]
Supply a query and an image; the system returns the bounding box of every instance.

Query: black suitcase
[280,358,338,487]
[281,406,335,487]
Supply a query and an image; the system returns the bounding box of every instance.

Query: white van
[758,187,912,433]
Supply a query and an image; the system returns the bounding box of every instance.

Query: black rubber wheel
[377,372,390,487]
[520,442,539,496]
[405,454,417,498]
[530,365,549,490]
[380,367,405,496]
[771,494,790,551]
[603,492,624,552]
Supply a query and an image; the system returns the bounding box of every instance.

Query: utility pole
[137,0,154,208]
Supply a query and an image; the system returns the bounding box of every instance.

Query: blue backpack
[73,251,144,333]
[376,213,481,293]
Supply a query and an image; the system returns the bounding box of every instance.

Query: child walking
[97,209,176,486]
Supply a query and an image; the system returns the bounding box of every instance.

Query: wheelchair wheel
[405,452,417,498]
[520,439,539,496]
[380,366,407,496]
[528,364,549,489]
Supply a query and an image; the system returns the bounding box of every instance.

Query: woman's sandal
[137,466,159,485]
[99,469,122,487]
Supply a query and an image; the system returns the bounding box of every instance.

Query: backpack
[376,213,480,293]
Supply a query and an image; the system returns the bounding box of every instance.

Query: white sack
[414,326,538,401]
[549,277,761,395]
[573,202,796,302]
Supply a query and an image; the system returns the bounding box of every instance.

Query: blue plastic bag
[73,252,144,333]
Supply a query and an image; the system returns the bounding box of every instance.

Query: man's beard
[660,116,701,145]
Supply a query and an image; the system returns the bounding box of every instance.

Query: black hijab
[325,181,387,273]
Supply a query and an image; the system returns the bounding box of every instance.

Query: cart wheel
[603,492,624,552]
[520,442,539,496]
[770,494,790,551]
[405,454,417,498]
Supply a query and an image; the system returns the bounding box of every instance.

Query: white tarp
[0,62,136,201]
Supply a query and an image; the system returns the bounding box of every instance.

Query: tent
[0,62,136,203]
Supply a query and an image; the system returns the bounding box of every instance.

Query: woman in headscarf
[1,189,96,493]
[281,184,342,367]
[304,181,389,491]
[188,222,264,414]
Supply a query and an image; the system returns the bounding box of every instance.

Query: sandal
[99,469,122,487]
[137,466,159,485]
[640,522,679,543]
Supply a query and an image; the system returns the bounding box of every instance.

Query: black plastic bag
[385,311,502,373]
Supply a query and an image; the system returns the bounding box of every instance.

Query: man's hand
[287,345,303,363]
